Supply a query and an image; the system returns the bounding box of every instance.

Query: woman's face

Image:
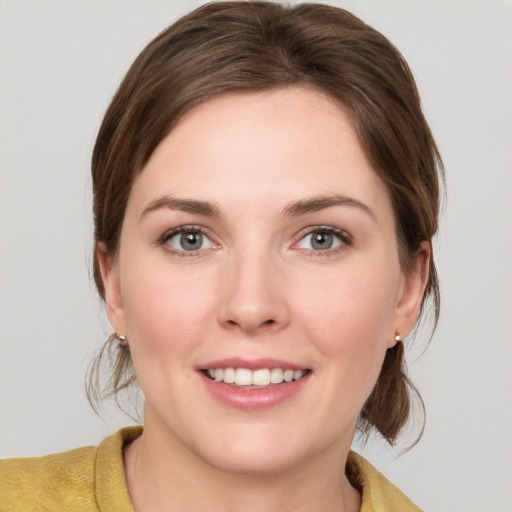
[100,86,427,474]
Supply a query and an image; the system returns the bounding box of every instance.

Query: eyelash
[158,225,353,258]
[293,226,353,257]
[159,225,216,257]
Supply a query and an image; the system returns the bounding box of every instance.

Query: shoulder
[348,451,423,512]
[0,444,98,511]
[0,427,141,512]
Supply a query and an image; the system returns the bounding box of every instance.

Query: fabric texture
[0,427,421,511]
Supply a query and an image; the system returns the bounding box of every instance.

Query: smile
[199,359,312,410]
[204,368,309,387]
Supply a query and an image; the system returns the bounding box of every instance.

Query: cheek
[295,261,400,387]
[120,257,218,360]
[298,261,398,337]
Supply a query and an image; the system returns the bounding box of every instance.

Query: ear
[96,242,126,336]
[388,241,431,348]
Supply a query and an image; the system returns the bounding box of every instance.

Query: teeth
[253,369,271,386]
[223,367,235,384]
[270,368,284,384]
[235,368,252,386]
[293,370,304,380]
[205,367,307,386]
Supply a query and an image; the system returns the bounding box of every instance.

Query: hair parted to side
[88,1,443,445]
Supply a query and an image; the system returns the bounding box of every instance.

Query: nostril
[224,317,276,332]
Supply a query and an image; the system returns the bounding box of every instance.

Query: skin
[98,86,429,512]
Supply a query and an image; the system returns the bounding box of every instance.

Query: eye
[295,227,351,252]
[162,226,216,253]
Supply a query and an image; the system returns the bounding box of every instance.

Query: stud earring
[116,333,128,348]
[394,329,403,343]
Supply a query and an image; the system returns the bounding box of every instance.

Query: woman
[0,2,442,510]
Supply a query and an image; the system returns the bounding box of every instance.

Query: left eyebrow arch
[282,194,376,220]
[140,196,222,220]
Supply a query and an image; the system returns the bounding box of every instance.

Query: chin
[190,423,328,476]
[204,444,307,476]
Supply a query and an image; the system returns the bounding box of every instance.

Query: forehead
[127,86,392,218]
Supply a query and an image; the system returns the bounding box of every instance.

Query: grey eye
[166,229,214,252]
[296,229,347,251]
[180,231,203,251]
[310,231,335,250]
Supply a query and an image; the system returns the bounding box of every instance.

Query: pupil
[181,231,202,250]
[312,232,333,250]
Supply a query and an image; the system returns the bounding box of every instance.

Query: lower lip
[200,372,311,411]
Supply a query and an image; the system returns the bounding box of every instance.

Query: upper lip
[199,357,309,371]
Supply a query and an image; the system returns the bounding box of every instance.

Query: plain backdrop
[1,1,511,511]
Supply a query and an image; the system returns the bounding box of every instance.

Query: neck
[124,414,361,512]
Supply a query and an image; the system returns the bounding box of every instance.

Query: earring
[394,329,403,343]
[116,333,128,348]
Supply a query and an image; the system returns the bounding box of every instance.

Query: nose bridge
[218,240,289,334]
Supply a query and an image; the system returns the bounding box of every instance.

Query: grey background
[1,1,511,511]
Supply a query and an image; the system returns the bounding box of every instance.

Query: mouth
[202,367,311,388]
[199,361,312,410]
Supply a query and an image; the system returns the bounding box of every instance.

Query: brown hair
[89,1,443,444]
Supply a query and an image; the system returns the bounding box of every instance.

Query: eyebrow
[283,195,376,220]
[140,194,375,221]
[140,196,222,220]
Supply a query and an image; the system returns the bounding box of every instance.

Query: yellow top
[0,427,421,511]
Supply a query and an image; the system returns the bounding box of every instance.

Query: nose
[217,250,290,336]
